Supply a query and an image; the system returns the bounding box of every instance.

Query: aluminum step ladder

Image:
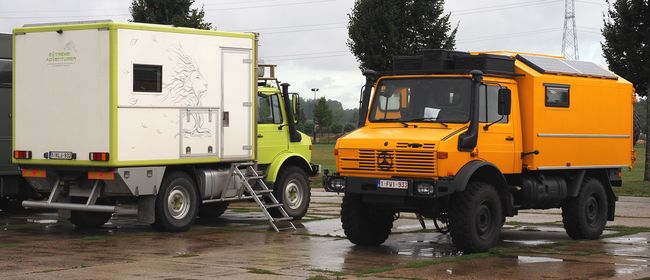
[232,162,296,232]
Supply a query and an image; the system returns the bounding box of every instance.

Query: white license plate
[48,151,74,160]
[378,180,408,190]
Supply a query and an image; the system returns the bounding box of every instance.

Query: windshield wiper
[404,118,449,128]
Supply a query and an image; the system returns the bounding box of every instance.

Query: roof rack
[385,49,519,77]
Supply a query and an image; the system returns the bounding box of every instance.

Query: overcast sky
[0,0,611,108]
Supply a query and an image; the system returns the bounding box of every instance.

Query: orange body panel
[336,53,634,179]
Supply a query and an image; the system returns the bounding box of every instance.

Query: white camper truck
[13,21,303,232]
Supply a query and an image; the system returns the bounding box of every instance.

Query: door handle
[505,136,514,141]
[257,134,264,138]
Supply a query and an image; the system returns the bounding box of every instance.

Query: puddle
[503,239,555,246]
[517,256,563,264]
[27,219,58,224]
[605,237,648,245]
[615,264,649,275]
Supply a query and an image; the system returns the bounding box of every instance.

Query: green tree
[313,97,333,128]
[347,0,458,71]
[130,0,212,30]
[602,0,650,180]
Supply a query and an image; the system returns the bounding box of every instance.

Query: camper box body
[513,55,634,171]
[13,22,256,168]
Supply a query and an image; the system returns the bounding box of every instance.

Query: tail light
[89,152,110,161]
[13,150,32,159]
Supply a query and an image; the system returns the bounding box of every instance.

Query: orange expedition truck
[323,50,635,253]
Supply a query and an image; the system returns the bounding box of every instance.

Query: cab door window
[479,85,508,123]
[257,93,283,124]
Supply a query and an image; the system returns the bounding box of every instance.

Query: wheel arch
[264,152,312,183]
[451,160,513,216]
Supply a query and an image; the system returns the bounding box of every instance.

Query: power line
[232,22,345,32]
[263,50,349,58]
[0,0,335,19]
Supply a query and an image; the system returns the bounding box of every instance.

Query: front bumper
[323,173,454,198]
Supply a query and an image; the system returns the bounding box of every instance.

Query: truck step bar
[231,162,296,232]
[21,179,136,215]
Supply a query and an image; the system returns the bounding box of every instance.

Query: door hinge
[242,145,252,151]
[243,58,252,64]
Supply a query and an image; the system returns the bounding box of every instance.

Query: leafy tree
[344,123,356,132]
[130,0,212,30]
[602,0,650,180]
[330,123,344,134]
[313,97,333,128]
[347,0,458,71]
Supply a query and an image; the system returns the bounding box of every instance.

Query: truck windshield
[369,78,472,124]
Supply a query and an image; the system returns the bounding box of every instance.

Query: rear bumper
[309,164,321,177]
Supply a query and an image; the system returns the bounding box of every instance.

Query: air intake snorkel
[281,83,302,142]
[457,70,483,152]
[357,70,378,128]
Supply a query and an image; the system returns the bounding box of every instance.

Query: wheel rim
[586,195,599,225]
[167,185,191,220]
[284,179,303,210]
[476,203,492,238]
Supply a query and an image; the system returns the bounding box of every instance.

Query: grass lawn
[309,144,335,188]
[618,145,650,197]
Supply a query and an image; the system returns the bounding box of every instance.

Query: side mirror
[498,88,512,116]
[291,93,300,123]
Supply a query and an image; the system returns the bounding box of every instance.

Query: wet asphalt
[1,190,650,279]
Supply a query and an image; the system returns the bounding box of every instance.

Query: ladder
[232,162,296,232]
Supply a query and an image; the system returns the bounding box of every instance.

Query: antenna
[561,0,579,60]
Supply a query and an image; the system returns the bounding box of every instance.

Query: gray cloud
[0,0,611,109]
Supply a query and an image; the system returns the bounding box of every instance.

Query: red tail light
[89,152,110,161]
[13,150,32,159]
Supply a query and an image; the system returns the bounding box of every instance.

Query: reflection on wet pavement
[1,191,650,279]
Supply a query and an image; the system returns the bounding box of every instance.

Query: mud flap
[138,195,156,224]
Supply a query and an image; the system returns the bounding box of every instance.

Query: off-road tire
[69,198,113,228]
[341,193,394,246]
[562,177,608,240]
[449,182,503,253]
[152,171,199,232]
[198,202,229,218]
[269,166,310,220]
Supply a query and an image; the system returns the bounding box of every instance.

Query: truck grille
[340,146,436,177]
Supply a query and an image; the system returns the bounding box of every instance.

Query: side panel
[221,48,253,159]
[14,29,110,162]
[116,29,253,163]
[518,71,634,170]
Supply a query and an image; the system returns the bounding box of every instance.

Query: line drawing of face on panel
[162,44,211,138]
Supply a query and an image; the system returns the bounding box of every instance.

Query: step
[273,217,294,222]
[276,226,296,231]
[235,162,255,167]
[265,203,283,209]
[255,189,274,195]
[245,176,265,180]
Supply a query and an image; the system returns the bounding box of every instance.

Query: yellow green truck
[13,21,317,231]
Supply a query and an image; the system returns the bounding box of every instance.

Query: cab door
[477,84,516,173]
[256,92,288,165]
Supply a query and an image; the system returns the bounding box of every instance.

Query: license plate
[48,151,74,160]
[378,180,408,190]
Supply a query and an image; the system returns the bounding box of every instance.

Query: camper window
[133,64,162,93]
[545,84,570,108]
